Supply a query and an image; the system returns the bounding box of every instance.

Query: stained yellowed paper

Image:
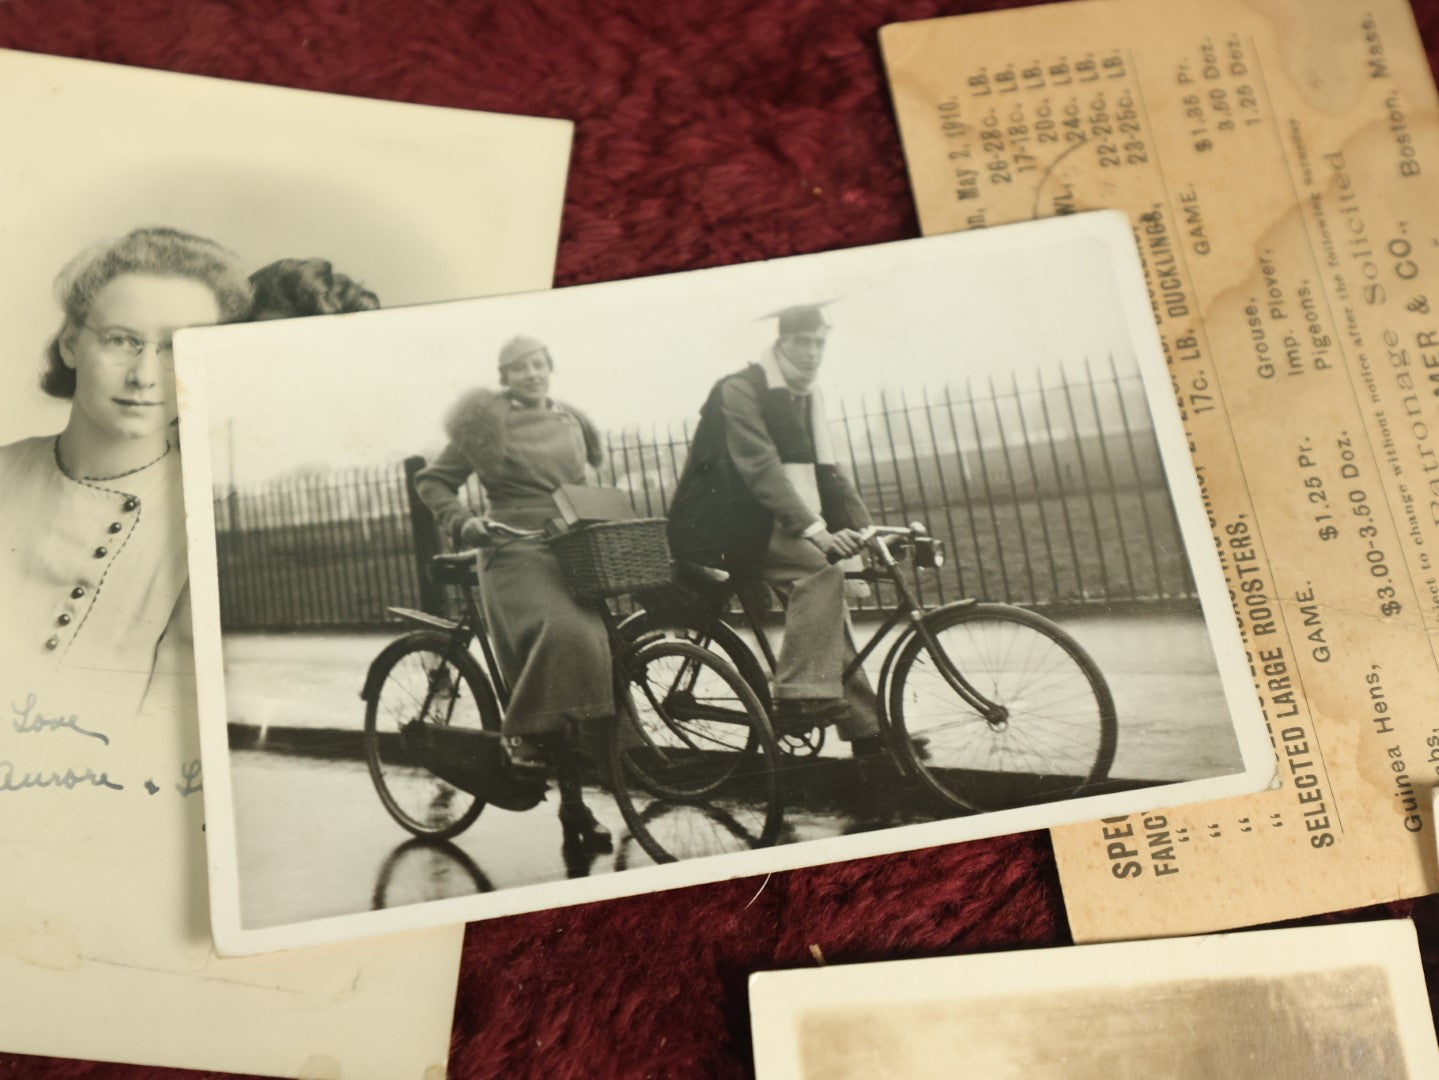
[882,0,1439,939]
[0,47,573,1076]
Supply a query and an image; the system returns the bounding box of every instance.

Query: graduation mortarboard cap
[759,301,837,336]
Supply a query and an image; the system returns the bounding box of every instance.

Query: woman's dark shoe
[851,733,929,763]
[558,800,613,853]
[772,698,850,734]
[503,735,551,777]
[847,737,907,827]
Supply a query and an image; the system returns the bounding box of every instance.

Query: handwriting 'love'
[3,692,202,797]
[10,691,108,744]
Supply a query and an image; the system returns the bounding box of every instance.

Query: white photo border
[179,211,1274,955]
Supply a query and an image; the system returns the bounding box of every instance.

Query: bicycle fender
[384,606,462,632]
[875,599,982,715]
[615,610,668,650]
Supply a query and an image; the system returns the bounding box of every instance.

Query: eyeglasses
[82,324,177,369]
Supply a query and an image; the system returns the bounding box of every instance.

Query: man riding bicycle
[666,302,893,768]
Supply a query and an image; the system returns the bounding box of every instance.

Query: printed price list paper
[882,0,1439,939]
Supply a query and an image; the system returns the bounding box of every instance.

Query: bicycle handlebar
[468,514,931,568]
[463,518,545,548]
[823,522,930,564]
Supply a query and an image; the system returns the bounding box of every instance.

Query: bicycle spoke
[610,638,780,857]
[891,606,1116,811]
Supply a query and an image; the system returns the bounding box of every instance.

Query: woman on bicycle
[414,335,614,851]
[0,226,252,720]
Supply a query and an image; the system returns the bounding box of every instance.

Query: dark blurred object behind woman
[249,257,379,319]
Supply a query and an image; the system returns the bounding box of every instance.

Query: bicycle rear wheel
[609,639,782,863]
[363,631,500,840]
[889,604,1117,813]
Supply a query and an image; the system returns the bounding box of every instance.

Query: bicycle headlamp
[913,536,945,569]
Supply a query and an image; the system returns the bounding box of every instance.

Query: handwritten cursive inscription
[176,758,202,797]
[0,760,123,793]
[11,692,109,745]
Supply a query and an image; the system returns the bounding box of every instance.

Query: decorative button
[71,586,85,599]
[107,522,122,534]
[122,497,139,512]
[44,637,59,651]
[57,613,71,626]
[94,546,108,558]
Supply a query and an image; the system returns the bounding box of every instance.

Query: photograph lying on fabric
[748,919,1439,1079]
[0,45,572,1077]
[177,209,1272,954]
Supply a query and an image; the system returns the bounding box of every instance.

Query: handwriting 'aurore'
[0,760,123,793]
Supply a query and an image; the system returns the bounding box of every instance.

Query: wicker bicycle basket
[548,518,672,600]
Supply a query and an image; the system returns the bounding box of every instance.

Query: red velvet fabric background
[2,1,1438,1077]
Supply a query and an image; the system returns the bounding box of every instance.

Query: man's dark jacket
[667,361,870,575]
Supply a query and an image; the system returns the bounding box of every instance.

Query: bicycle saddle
[430,551,479,587]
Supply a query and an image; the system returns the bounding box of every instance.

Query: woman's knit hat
[498,335,552,372]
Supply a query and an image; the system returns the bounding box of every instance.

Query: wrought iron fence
[214,359,1195,631]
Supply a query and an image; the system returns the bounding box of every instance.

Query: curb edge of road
[229,722,363,758]
[227,723,1170,821]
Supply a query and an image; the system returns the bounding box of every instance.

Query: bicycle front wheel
[363,632,499,840]
[616,634,766,800]
[609,639,782,863]
[889,604,1117,813]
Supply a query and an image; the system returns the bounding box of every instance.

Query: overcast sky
[183,213,1154,488]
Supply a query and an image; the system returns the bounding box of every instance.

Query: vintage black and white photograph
[178,210,1271,954]
[748,920,1439,1079]
[0,46,571,1077]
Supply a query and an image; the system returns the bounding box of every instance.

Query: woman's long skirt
[477,538,613,737]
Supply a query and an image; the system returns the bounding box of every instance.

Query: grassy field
[216,482,1193,630]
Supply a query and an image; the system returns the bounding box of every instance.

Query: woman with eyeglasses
[0,226,251,718]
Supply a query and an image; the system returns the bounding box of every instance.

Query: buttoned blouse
[0,435,191,717]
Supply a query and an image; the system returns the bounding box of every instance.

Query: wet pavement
[231,739,1157,930]
[225,606,1244,783]
[231,749,879,930]
[224,606,1236,930]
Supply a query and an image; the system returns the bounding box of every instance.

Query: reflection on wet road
[231,750,858,930]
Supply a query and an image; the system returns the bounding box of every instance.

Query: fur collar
[443,387,604,478]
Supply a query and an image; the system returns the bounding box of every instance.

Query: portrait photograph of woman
[0,228,252,719]
[0,45,571,1079]
[0,49,570,723]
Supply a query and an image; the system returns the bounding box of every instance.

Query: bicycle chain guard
[401,723,547,812]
